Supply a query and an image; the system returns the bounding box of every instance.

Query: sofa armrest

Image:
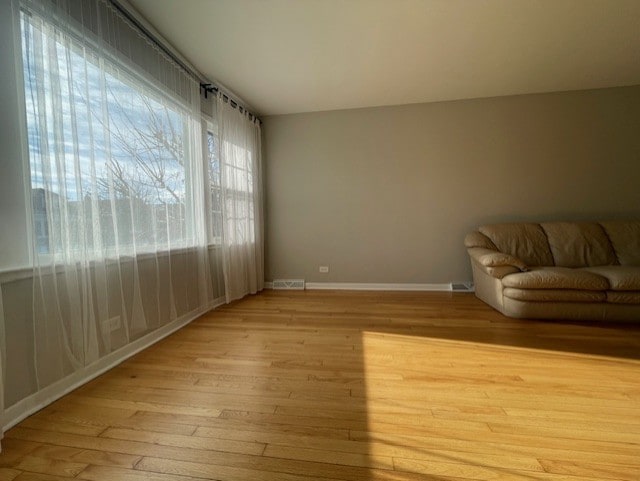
[464,231,497,250]
[468,247,529,274]
[472,259,520,279]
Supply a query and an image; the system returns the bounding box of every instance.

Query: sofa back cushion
[541,222,617,268]
[599,221,640,266]
[478,223,554,266]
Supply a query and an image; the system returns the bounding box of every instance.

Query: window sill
[0,244,223,284]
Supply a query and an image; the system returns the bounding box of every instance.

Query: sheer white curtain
[0,294,5,450]
[16,0,214,405]
[216,94,264,302]
[0,0,263,445]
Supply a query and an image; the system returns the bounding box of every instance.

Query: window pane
[22,12,192,258]
[219,136,255,245]
[207,130,222,244]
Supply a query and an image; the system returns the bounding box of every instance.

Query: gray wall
[263,86,640,285]
[1,249,225,409]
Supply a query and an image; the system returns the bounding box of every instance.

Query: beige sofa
[465,221,640,321]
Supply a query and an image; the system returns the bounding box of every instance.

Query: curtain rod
[109,0,261,123]
[200,83,260,123]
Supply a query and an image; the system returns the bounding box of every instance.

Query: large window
[21,9,198,258]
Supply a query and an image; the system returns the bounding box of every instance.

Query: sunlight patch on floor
[360,330,640,480]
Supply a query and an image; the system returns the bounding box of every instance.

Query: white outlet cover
[104,316,121,331]
[319,266,329,273]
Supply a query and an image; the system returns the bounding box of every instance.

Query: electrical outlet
[104,315,121,332]
[319,266,329,273]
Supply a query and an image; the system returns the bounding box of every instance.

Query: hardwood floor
[2,290,640,480]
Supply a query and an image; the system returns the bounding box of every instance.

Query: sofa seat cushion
[501,267,609,290]
[606,291,640,304]
[583,266,640,291]
[503,288,606,303]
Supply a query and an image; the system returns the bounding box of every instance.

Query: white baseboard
[264,281,451,291]
[1,296,225,433]
[306,282,451,291]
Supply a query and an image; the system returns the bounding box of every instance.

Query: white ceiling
[128,0,640,116]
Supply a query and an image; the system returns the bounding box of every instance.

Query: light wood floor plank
[29,444,142,468]
[13,456,87,478]
[13,473,76,481]
[77,464,204,481]
[0,468,21,481]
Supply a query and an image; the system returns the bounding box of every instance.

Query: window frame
[19,6,204,261]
